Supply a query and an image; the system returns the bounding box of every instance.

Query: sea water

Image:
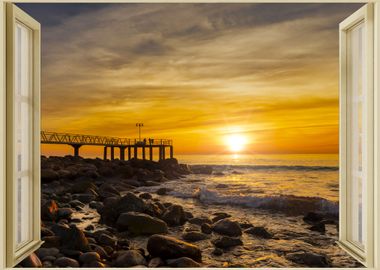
[144,154,340,216]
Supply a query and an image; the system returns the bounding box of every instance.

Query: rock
[161,205,187,226]
[139,192,153,200]
[57,208,74,220]
[244,227,272,239]
[72,193,96,204]
[98,183,121,198]
[36,247,60,259]
[98,233,117,247]
[51,224,90,252]
[239,222,254,229]
[41,236,61,248]
[79,252,101,264]
[89,244,109,259]
[42,256,57,262]
[182,232,208,242]
[285,252,330,267]
[212,248,223,256]
[54,257,80,267]
[147,234,202,262]
[212,212,231,223]
[201,223,212,234]
[117,212,168,235]
[41,169,59,183]
[85,225,95,231]
[41,200,58,221]
[89,201,104,210]
[188,217,212,226]
[212,236,243,249]
[20,253,42,267]
[156,187,171,195]
[212,219,242,237]
[184,211,194,219]
[167,257,201,267]
[69,199,85,209]
[70,181,98,194]
[303,212,324,224]
[114,250,147,267]
[42,261,53,267]
[309,222,326,233]
[83,261,106,268]
[116,192,147,214]
[148,257,164,268]
[41,227,54,237]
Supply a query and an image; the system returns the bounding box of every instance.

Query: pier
[40,131,173,161]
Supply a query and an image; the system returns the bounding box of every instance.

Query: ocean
[139,154,340,216]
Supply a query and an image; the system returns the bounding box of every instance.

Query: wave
[189,187,339,216]
[190,164,338,172]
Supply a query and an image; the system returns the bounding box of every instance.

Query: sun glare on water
[225,134,248,153]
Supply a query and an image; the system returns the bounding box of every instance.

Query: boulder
[212,219,242,237]
[182,232,208,242]
[35,247,60,259]
[70,181,98,194]
[188,217,212,226]
[201,223,212,234]
[212,248,223,256]
[244,227,272,239]
[212,212,231,223]
[139,192,153,200]
[114,250,147,267]
[212,236,243,249]
[148,257,164,268]
[116,192,147,214]
[79,252,101,264]
[285,252,330,267]
[167,257,201,267]
[20,253,42,267]
[98,183,121,198]
[54,257,80,267]
[156,187,171,195]
[147,234,202,262]
[41,236,61,248]
[41,169,59,183]
[309,222,326,233]
[303,212,324,224]
[41,227,55,237]
[72,193,96,204]
[57,208,74,220]
[116,212,168,235]
[51,224,90,252]
[98,233,117,247]
[161,205,187,226]
[41,200,58,221]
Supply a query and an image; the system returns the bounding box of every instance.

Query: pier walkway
[41,131,173,161]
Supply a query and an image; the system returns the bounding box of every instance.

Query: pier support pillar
[162,146,166,160]
[158,146,162,160]
[149,146,153,161]
[70,144,82,157]
[142,147,146,160]
[110,146,115,160]
[170,146,173,159]
[120,147,126,161]
[134,147,138,159]
[128,146,131,160]
[103,146,107,160]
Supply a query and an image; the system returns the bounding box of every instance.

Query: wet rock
[156,187,171,195]
[69,199,85,209]
[70,181,98,194]
[212,248,223,256]
[114,250,147,267]
[182,232,208,242]
[57,208,74,220]
[36,247,60,259]
[98,183,121,198]
[41,200,58,221]
[42,261,53,267]
[147,234,202,262]
[117,212,168,235]
[244,226,272,239]
[161,204,187,226]
[85,225,95,231]
[139,192,153,200]
[41,227,54,237]
[212,219,242,237]
[42,255,56,262]
[41,236,61,248]
[184,211,194,219]
[201,223,212,234]
[54,257,80,267]
[117,192,147,213]
[83,261,106,268]
[51,224,90,252]
[89,201,104,210]
[212,212,231,223]
[309,222,326,233]
[188,217,212,226]
[79,252,101,264]
[20,253,42,267]
[72,193,96,204]
[41,169,59,183]
[212,236,243,249]
[148,257,164,268]
[239,222,254,229]
[303,212,324,224]
[89,244,109,259]
[285,252,330,267]
[98,233,117,247]
[167,257,201,267]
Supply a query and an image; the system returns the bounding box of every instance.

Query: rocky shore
[18,156,361,268]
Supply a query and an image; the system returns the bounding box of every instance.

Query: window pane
[14,22,32,247]
[347,21,366,249]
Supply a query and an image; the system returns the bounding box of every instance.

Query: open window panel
[339,3,374,268]
[6,3,42,268]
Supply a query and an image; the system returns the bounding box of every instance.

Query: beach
[27,155,361,268]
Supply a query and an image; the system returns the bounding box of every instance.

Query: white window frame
[3,2,42,268]
[0,1,379,270]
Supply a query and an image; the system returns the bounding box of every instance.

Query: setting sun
[225,134,248,153]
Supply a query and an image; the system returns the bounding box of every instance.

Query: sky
[19,3,362,157]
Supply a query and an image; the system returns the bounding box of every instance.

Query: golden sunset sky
[20,3,362,156]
